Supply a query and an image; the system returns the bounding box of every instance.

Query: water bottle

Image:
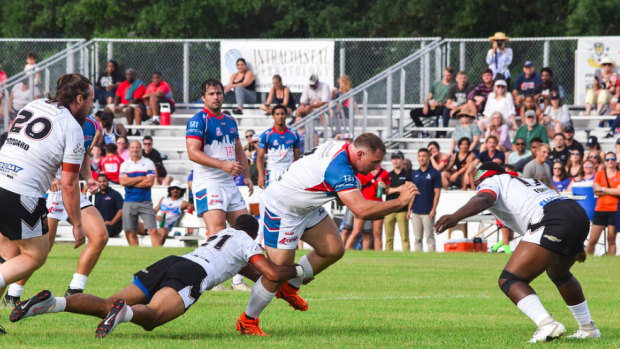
[159,213,166,228]
[376,182,383,198]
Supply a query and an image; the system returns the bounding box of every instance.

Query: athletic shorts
[341,208,373,233]
[262,202,328,250]
[122,201,157,231]
[523,200,590,256]
[0,187,49,240]
[46,191,93,221]
[194,183,246,216]
[133,255,206,310]
[592,211,616,226]
[265,167,286,188]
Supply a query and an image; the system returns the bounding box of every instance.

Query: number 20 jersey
[476,174,565,234]
[186,108,239,185]
[0,99,84,197]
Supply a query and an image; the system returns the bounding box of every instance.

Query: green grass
[1,244,619,348]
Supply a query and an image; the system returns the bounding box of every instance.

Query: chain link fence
[0,39,83,77]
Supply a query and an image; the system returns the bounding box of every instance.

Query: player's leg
[0,235,49,287]
[128,287,185,331]
[0,236,21,306]
[202,210,227,236]
[226,194,252,290]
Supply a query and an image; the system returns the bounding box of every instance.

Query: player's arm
[256,147,266,189]
[243,254,301,283]
[186,138,242,176]
[235,138,253,195]
[61,165,85,248]
[434,191,495,234]
[293,147,301,161]
[339,183,418,220]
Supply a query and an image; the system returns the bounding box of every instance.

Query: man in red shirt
[140,72,176,125]
[344,167,390,250]
[99,143,124,184]
[113,68,146,129]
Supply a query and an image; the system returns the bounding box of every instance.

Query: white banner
[575,37,620,105]
[220,40,335,93]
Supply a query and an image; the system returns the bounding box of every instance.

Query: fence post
[90,44,96,83]
[66,42,74,74]
[435,47,441,81]
[399,68,406,137]
[459,41,466,71]
[339,41,346,77]
[183,42,190,104]
[386,73,393,139]
[424,44,430,101]
[44,68,50,95]
[543,40,550,67]
[107,41,113,61]
[446,42,451,68]
[3,89,9,131]
[362,90,368,134]
[95,41,99,83]
[29,73,35,100]
[419,41,425,103]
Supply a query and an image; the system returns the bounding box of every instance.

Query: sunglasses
[588,155,597,158]
[602,63,612,66]
[584,165,594,168]
[143,142,152,146]
[553,167,562,170]
[116,141,126,145]
[606,157,616,162]
[571,152,580,156]
[515,143,525,146]
[496,85,506,88]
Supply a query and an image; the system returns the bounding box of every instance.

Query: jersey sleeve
[186,114,206,141]
[293,131,301,148]
[145,159,156,176]
[119,161,128,177]
[243,239,265,262]
[324,155,359,193]
[476,176,500,202]
[62,120,85,172]
[433,171,442,189]
[258,131,268,150]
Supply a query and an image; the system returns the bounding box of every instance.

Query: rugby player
[435,162,600,342]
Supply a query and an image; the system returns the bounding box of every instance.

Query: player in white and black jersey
[10,215,305,338]
[435,162,600,343]
[0,74,92,305]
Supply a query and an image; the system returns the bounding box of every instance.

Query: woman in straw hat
[486,32,513,87]
[585,56,617,116]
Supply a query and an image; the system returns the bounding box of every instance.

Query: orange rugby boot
[236,312,268,336]
[275,281,308,311]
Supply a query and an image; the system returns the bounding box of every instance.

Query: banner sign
[575,37,620,105]
[220,40,335,93]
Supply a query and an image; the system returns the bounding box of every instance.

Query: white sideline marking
[307,294,467,301]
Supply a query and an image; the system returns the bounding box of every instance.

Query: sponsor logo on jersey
[216,128,223,136]
[189,121,199,128]
[0,161,24,174]
[273,140,279,146]
[209,199,223,205]
[230,127,237,133]
[284,231,294,235]
[73,143,85,154]
[286,140,293,144]
[4,137,30,151]
[279,236,298,244]
[543,235,562,242]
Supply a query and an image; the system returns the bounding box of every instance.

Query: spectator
[566,150,583,179]
[513,110,549,148]
[563,125,584,154]
[93,174,124,237]
[508,137,531,165]
[141,135,172,186]
[523,143,552,187]
[90,145,103,178]
[449,114,481,153]
[479,79,517,132]
[95,59,124,107]
[513,137,544,173]
[466,135,505,188]
[586,135,605,161]
[443,71,474,127]
[296,74,331,118]
[587,151,620,255]
[542,92,570,137]
[384,151,412,251]
[8,77,41,118]
[345,167,390,251]
[567,159,596,188]
[224,58,256,115]
[407,148,442,252]
[410,66,455,134]
[465,68,495,115]
[584,57,616,116]
[512,60,542,107]
[0,58,6,120]
[115,135,130,161]
[259,74,296,116]
[98,110,127,146]
[533,67,561,110]
[486,32,513,85]
[154,180,193,245]
[427,141,450,172]
[551,161,571,192]
[119,140,158,246]
[243,129,256,159]
[443,137,475,189]
[331,75,361,120]
[24,52,41,86]
[403,158,413,172]
[585,150,604,172]
[549,133,570,166]
[99,143,124,184]
[484,111,511,152]
[140,72,175,125]
[114,68,146,131]
[0,58,7,85]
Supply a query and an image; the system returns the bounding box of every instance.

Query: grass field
[0,244,619,348]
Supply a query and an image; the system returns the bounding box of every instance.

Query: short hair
[97,173,109,180]
[486,135,498,143]
[418,148,430,155]
[553,133,565,140]
[457,137,471,146]
[26,52,37,60]
[105,143,118,154]
[540,67,553,76]
[503,164,516,172]
[445,66,455,75]
[246,129,255,135]
[236,58,247,65]
[530,137,544,144]
[482,68,493,76]
[200,78,224,96]
[153,71,162,78]
[353,133,386,154]
[232,214,259,239]
[539,143,551,152]
[272,104,287,116]
[143,135,153,142]
[47,73,92,111]
[456,71,467,77]
[129,140,141,149]
[479,162,505,172]
[125,68,136,75]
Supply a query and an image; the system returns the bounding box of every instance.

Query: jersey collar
[203,107,223,120]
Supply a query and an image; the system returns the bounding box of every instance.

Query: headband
[474,169,503,183]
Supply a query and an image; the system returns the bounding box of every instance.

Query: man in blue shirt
[407,148,442,252]
[512,61,542,107]
[93,174,124,237]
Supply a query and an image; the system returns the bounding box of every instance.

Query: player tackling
[434,162,600,343]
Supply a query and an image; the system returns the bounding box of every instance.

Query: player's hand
[434,214,460,234]
[221,161,242,177]
[86,178,98,194]
[398,182,419,206]
[257,175,265,189]
[245,178,254,196]
[49,178,61,192]
[72,224,86,248]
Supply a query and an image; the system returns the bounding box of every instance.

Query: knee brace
[546,271,573,288]
[499,269,522,295]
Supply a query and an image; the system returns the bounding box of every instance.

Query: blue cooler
[572,182,595,221]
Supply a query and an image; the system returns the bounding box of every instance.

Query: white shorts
[265,167,287,188]
[46,191,93,221]
[193,184,246,216]
[261,201,328,250]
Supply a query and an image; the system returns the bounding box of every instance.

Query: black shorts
[525,200,590,256]
[592,211,616,226]
[0,187,48,240]
[133,255,206,310]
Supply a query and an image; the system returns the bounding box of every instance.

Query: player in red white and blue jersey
[186,78,254,291]
[256,105,300,189]
[236,133,418,336]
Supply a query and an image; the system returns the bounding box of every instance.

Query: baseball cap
[169,180,186,190]
[309,73,318,84]
[523,61,534,68]
[586,135,598,147]
[550,92,560,100]
[391,151,404,159]
[494,79,507,87]
[525,110,536,118]
[564,125,575,133]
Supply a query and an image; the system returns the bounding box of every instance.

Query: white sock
[69,273,88,290]
[122,306,134,322]
[49,297,67,313]
[567,300,593,327]
[153,115,160,121]
[244,277,276,319]
[7,283,24,297]
[232,274,243,285]
[0,272,5,288]
[517,294,552,327]
[288,255,314,288]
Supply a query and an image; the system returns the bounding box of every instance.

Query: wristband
[295,265,304,278]
[602,187,605,192]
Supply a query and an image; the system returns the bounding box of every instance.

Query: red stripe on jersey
[305,182,335,192]
[186,135,205,151]
[249,254,265,265]
[62,162,80,173]
[478,189,497,201]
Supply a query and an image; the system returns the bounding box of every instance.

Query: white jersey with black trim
[262,140,360,216]
[182,228,263,293]
[476,174,566,234]
[0,99,84,197]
